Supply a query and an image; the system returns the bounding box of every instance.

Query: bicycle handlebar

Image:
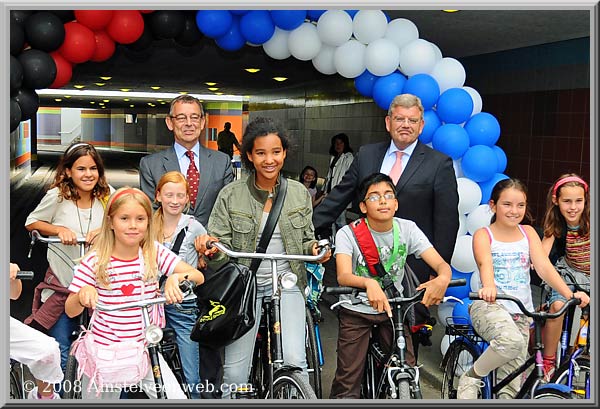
[468,291,581,319]
[96,280,197,312]
[28,230,87,258]
[206,239,331,263]
[16,271,34,280]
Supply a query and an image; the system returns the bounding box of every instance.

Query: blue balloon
[461,145,498,182]
[195,10,233,39]
[372,73,407,111]
[464,112,501,146]
[445,268,472,301]
[240,10,275,45]
[452,297,474,326]
[215,17,245,51]
[492,145,507,173]
[354,70,379,97]
[478,173,509,204]
[420,109,441,144]
[345,10,359,18]
[432,124,470,160]
[270,10,307,30]
[307,10,326,21]
[230,10,249,16]
[402,74,440,110]
[436,88,474,124]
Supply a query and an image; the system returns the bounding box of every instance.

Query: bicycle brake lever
[443,296,464,304]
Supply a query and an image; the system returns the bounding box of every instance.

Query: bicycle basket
[305,262,324,310]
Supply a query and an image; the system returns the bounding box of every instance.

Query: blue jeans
[165,299,200,399]
[48,312,78,373]
[221,285,307,399]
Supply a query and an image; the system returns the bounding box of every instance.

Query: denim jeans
[48,312,78,373]
[221,285,307,399]
[165,299,200,399]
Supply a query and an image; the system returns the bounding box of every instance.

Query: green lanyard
[365,219,400,273]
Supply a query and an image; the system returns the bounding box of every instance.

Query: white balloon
[385,18,419,49]
[451,235,477,273]
[441,334,452,356]
[466,204,493,235]
[470,268,481,292]
[333,39,366,79]
[316,10,353,47]
[457,213,468,238]
[398,39,437,76]
[429,41,443,61]
[430,57,467,93]
[454,348,475,376]
[453,158,464,178]
[364,38,400,76]
[353,10,388,44]
[312,44,337,75]
[437,300,456,327]
[463,86,483,116]
[263,27,291,60]
[288,22,322,61]
[457,177,483,215]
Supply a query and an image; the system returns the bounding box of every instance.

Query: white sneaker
[27,386,61,400]
[457,372,484,399]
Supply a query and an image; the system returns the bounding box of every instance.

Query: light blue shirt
[174,142,200,175]
[379,139,418,176]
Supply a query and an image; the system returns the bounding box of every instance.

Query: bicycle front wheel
[397,379,411,399]
[441,340,481,399]
[10,365,23,399]
[63,354,82,399]
[271,371,317,399]
[305,306,322,398]
[551,356,590,398]
[533,386,573,399]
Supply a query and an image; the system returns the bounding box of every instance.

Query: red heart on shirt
[120,284,135,296]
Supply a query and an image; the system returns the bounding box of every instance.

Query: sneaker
[27,386,61,400]
[457,372,484,399]
[542,356,556,382]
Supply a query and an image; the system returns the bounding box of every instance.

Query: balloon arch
[10,9,510,332]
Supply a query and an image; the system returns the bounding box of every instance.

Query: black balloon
[10,10,32,26]
[25,11,65,52]
[10,98,22,133]
[126,24,155,52]
[18,49,57,90]
[10,20,25,56]
[10,56,23,96]
[49,10,75,23]
[175,12,204,46]
[13,88,39,122]
[149,10,185,40]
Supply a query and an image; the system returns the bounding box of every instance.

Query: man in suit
[313,93,459,360]
[139,95,233,398]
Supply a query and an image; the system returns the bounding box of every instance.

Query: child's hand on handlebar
[164,274,184,304]
[365,279,392,317]
[9,263,19,280]
[56,226,79,245]
[312,242,332,263]
[573,291,590,308]
[194,234,220,257]
[79,285,98,309]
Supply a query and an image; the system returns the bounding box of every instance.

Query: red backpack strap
[349,218,380,277]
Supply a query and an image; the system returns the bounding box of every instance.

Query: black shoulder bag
[191,178,288,349]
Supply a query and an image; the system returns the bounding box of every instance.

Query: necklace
[76,197,93,237]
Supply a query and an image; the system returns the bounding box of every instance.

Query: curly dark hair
[328,132,353,156]
[240,117,291,171]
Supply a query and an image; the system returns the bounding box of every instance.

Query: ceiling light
[123,98,130,102]
[73,85,85,89]
[54,98,62,102]
[102,99,110,102]
[120,88,131,92]
[245,68,260,73]
[95,83,106,86]
[443,10,459,12]
[99,76,112,80]
[147,102,155,106]
[160,101,166,104]
[215,92,223,95]
[64,95,71,99]
[273,77,288,82]
[208,87,219,91]
[38,88,244,102]
[130,104,135,108]
[150,86,161,90]
[90,101,95,104]
[205,82,217,86]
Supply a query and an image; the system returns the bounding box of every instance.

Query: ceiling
[36,9,592,109]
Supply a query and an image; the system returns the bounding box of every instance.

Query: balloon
[445,268,472,301]
[106,10,145,44]
[352,10,387,44]
[333,39,365,78]
[263,27,291,60]
[49,10,75,23]
[18,49,57,89]
[430,41,443,61]
[307,10,326,21]
[478,173,509,204]
[437,301,457,327]
[312,44,337,75]
[453,298,473,326]
[175,12,204,46]
[430,57,467,93]
[461,145,498,182]
[463,86,483,116]
[316,10,352,47]
[125,24,154,52]
[451,235,477,274]
[270,10,306,31]
[402,73,440,110]
[432,124,470,160]
[354,70,379,97]
[195,10,233,39]
[74,10,114,30]
[458,213,468,237]
[240,11,275,45]
[492,145,507,173]
[230,10,249,16]
[453,343,476,376]
[24,11,65,52]
[11,20,25,55]
[148,10,185,40]
[10,98,22,132]
[398,39,437,77]
[466,204,494,234]
[364,38,400,77]
[345,10,359,18]
[57,21,95,64]
[441,333,451,356]
[372,72,406,111]
[13,88,39,121]
[465,112,501,147]
[457,177,482,215]
[470,269,481,292]
[10,56,23,95]
[436,88,474,124]
[49,51,72,88]
[90,31,116,62]
[288,22,321,61]
[419,109,441,144]
[215,17,245,52]
[11,10,33,26]
[385,18,418,49]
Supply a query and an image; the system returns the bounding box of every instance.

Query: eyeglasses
[392,117,421,125]
[364,192,396,202]
[170,114,203,124]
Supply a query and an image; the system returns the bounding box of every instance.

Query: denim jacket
[206,172,317,291]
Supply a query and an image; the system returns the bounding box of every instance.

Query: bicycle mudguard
[274,365,303,377]
[537,382,574,394]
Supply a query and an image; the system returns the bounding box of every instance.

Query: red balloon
[58,21,96,64]
[106,10,144,44]
[90,30,116,62]
[74,10,114,30]
[140,10,154,14]
[49,51,72,88]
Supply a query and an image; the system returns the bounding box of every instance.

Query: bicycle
[304,262,325,398]
[441,291,581,399]
[206,239,331,399]
[326,278,467,399]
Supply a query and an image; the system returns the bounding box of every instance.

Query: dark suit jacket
[139,144,234,226]
[313,140,459,283]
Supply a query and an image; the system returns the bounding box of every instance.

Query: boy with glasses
[329,172,452,399]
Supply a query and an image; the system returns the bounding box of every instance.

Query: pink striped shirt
[68,242,180,345]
